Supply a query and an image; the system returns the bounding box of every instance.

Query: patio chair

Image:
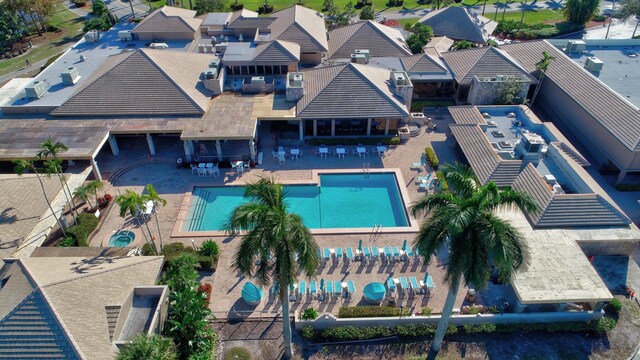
[383,246,392,262]
[334,281,343,297]
[298,281,307,300]
[190,163,198,174]
[310,281,317,299]
[272,151,279,160]
[278,153,285,165]
[405,245,414,257]
[400,277,409,294]
[345,247,354,262]
[325,281,334,300]
[362,247,371,259]
[392,246,400,259]
[323,248,331,262]
[335,247,343,262]
[410,277,420,294]
[371,246,379,260]
[386,278,396,292]
[410,162,423,170]
[347,280,356,297]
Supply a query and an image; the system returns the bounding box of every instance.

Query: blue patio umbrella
[241,282,263,306]
[358,239,363,252]
[402,239,407,251]
[423,271,429,284]
[320,279,325,292]
[363,282,386,304]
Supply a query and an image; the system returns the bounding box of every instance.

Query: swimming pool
[184,173,410,231]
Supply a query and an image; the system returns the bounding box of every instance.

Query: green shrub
[463,323,496,334]
[258,4,273,13]
[615,183,640,191]
[410,100,454,112]
[301,325,315,340]
[435,170,448,192]
[593,317,617,333]
[301,307,319,320]
[592,14,606,21]
[57,237,77,247]
[467,305,482,314]
[230,3,244,10]
[424,147,439,169]
[223,347,251,360]
[389,137,400,145]
[72,0,87,6]
[316,323,457,342]
[161,242,215,270]
[66,213,99,247]
[142,243,155,256]
[338,306,411,318]
[421,307,432,316]
[605,298,622,315]
[83,16,111,32]
[198,239,220,258]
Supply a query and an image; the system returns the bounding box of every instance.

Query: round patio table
[363,282,386,304]
[241,282,263,306]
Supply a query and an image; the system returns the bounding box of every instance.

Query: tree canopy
[194,0,229,16]
[359,5,374,20]
[0,3,21,49]
[563,0,600,24]
[406,23,433,54]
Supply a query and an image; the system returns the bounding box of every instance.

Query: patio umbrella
[401,239,407,251]
[423,272,429,284]
[358,239,363,252]
[320,279,325,292]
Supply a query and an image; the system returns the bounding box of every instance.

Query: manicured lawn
[214,0,428,13]
[398,18,418,27]
[499,9,564,24]
[0,3,85,76]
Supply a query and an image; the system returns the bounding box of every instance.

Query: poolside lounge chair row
[293,280,357,301]
[386,274,435,297]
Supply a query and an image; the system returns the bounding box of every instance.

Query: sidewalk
[378,1,565,20]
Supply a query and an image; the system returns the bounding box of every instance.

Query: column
[91,158,102,181]
[616,169,628,185]
[299,121,304,141]
[514,301,526,313]
[313,120,317,137]
[249,140,256,162]
[108,135,119,156]
[146,133,156,156]
[384,119,390,136]
[331,120,335,137]
[183,140,194,162]
[366,118,372,136]
[215,140,223,162]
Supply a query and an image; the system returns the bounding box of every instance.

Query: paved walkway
[378,1,565,20]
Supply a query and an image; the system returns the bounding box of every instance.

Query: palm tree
[225,177,320,359]
[73,184,94,209]
[116,334,177,360]
[13,159,67,238]
[530,51,556,105]
[86,180,105,209]
[43,159,76,224]
[143,184,167,252]
[37,137,79,218]
[412,162,538,354]
[494,0,501,20]
[518,0,528,30]
[115,190,156,254]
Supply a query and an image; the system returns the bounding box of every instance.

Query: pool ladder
[370,224,383,242]
[362,163,370,177]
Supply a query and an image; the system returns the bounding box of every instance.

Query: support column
[313,120,317,137]
[331,120,335,137]
[183,140,194,162]
[146,133,156,156]
[367,118,372,136]
[249,140,256,162]
[215,140,223,162]
[108,135,120,156]
[616,169,628,185]
[384,118,390,136]
[514,301,526,313]
[299,121,304,141]
[91,158,102,181]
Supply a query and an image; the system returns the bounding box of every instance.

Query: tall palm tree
[37,137,79,218]
[86,180,105,209]
[73,184,94,209]
[143,184,167,251]
[530,51,556,106]
[225,178,320,359]
[412,162,538,353]
[13,159,67,238]
[115,189,156,254]
[494,0,501,20]
[43,159,76,224]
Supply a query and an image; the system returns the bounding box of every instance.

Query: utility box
[584,56,604,72]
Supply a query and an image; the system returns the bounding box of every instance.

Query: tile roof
[418,7,497,43]
[424,36,454,55]
[253,40,300,62]
[513,163,630,227]
[442,46,535,84]
[327,20,411,59]
[0,256,165,360]
[228,8,259,26]
[268,5,328,53]
[133,6,201,34]
[447,105,486,125]
[400,53,448,73]
[51,49,213,117]
[201,12,232,27]
[296,63,409,119]
[501,40,640,151]
[230,17,276,29]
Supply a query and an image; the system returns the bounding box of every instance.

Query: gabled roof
[424,36,454,55]
[0,256,164,360]
[133,6,200,34]
[418,7,497,43]
[201,12,232,27]
[228,8,259,26]
[442,46,535,84]
[327,20,411,59]
[254,40,300,62]
[51,49,213,117]
[501,40,640,152]
[513,163,631,227]
[297,63,409,119]
[268,5,328,53]
[400,53,448,73]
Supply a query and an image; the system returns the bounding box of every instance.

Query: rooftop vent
[584,56,603,72]
[251,76,265,84]
[61,67,81,85]
[118,30,132,42]
[565,40,586,54]
[292,74,303,87]
[24,81,49,99]
[208,58,220,69]
[286,72,304,101]
[149,43,168,50]
[203,69,217,80]
[522,132,545,153]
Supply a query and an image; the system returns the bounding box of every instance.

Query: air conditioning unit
[251,76,265,84]
[208,59,220,69]
[61,67,81,85]
[354,49,371,61]
[24,81,49,99]
[395,73,406,85]
[203,69,217,80]
[565,40,586,54]
[292,74,303,87]
[84,30,100,43]
[149,43,169,50]
[350,53,367,64]
[118,30,132,42]
[584,56,603,72]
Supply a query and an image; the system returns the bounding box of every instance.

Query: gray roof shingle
[132,6,201,34]
[327,21,411,59]
[296,63,409,119]
[253,40,300,62]
[400,53,448,73]
[268,5,328,53]
[442,46,535,84]
[418,7,497,43]
[51,49,213,117]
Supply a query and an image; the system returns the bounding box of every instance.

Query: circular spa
[108,230,136,247]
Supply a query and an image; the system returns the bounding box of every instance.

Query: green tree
[495,76,527,105]
[143,184,167,252]
[452,40,474,50]
[194,0,228,15]
[406,22,433,54]
[336,0,356,25]
[86,179,104,209]
[115,189,156,254]
[412,162,537,353]
[564,0,600,24]
[43,159,76,224]
[116,334,177,360]
[13,159,67,237]
[37,137,79,219]
[530,50,556,105]
[73,183,94,209]
[433,0,453,9]
[0,3,21,49]
[226,177,320,359]
[359,5,374,19]
[92,0,107,16]
[619,0,640,37]
[83,16,111,32]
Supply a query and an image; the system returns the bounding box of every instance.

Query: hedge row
[435,170,448,192]
[338,306,411,318]
[148,242,219,270]
[424,147,439,170]
[410,100,454,112]
[302,317,616,342]
[66,213,99,247]
[615,183,640,191]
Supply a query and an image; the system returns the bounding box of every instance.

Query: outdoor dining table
[319,147,329,158]
[336,147,346,159]
[290,149,300,159]
[357,147,367,158]
[376,146,387,155]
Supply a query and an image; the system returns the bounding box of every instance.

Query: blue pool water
[185,173,409,231]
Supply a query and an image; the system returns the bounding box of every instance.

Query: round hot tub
[108,230,135,247]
